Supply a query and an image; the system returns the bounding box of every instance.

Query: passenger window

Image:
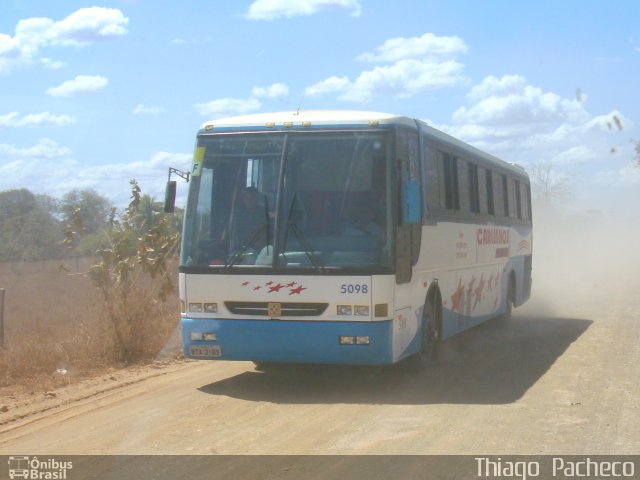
[440,152,459,210]
[493,174,504,217]
[457,158,470,212]
[502,174,509,218]
[468,162,480,214]
[515,179,522,219]
[485,168,495,215]
[423,141,440,208]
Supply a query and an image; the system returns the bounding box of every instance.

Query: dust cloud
[520,203,640,319]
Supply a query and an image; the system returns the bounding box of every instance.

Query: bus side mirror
[401,179,421,224]
[164,180,177,213]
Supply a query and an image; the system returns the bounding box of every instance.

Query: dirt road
[1,285,638,455]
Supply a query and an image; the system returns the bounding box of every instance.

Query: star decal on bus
[486,273,495,292]
[288,285,306,295]
[450,279,464,313]
[268,283,285,293]
[473,274,486,310]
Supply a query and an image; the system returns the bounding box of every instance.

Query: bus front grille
[225,301,329,317]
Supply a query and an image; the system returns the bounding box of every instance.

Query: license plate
[189,345,222,357]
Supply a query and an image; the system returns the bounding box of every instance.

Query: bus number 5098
[340,284,368,294]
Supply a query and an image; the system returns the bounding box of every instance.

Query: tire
[504,276,515,320]
[403,300,440,372]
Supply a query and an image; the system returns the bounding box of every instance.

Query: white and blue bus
[171,110,532,368]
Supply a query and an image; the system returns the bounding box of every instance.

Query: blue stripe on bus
[182,317,393,365]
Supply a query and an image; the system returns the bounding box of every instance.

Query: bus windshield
[181,130,393,271]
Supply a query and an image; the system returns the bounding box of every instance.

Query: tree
[0,189,64,261]
[528,162,570,209]
[88,180,181,362]
[60,189,113,236]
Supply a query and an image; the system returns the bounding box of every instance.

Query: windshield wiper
[225,195,271,268]
[282,194,324,271]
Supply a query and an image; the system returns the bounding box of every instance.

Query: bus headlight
[203,332,217,341]
[190,332,204,341]
[339,336,355,345]
[337,305,352,315]
[355,336,370,345]
[189,303,203,313]
[204,303,218,313]
[354,305,370,316]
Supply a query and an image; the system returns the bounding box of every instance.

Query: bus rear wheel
[505,276,515,319]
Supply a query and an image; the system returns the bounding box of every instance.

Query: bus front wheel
[404,300,439,371]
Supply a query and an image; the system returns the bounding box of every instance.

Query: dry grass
[0,258,181,394]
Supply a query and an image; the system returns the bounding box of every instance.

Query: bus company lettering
[477,228,509,246]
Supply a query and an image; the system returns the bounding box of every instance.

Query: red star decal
[241,281,250,286]
[450,279,464,313]
[268,283,285,293]
[486,273,494,292]
[286,282,296,287]
[266,281,274,286]
[253,286,262,291]
[288,285,306,295]
[467,276,476,296]
[473,274,486,310]
[492,272,500,290]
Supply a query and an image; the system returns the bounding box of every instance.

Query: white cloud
[0,7,128,73]
[46,75,108,97]
[246,0,361,20]
[194,98,262,117]
[133,104,165,115]
[594,164,640,187]
[0,138,72,159]
[40,58,66,69]
[252,83,289,99]
[305,32,468,103]
[347,59,466,102]
[430,75,636,198]
[357,33,468,63]
[45,6,129,46]
[0,145,191,205]
[0,111,76,127]
[304,76,351,97]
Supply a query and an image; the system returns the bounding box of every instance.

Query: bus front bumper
[181,317,393,365]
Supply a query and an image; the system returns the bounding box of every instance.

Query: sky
[1,0,639,212]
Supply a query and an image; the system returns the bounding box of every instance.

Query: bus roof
[199,110,527,179]
[200,110,416,130]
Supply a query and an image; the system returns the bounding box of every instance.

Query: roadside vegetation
[0,181,183,394]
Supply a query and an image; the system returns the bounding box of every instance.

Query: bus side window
[468,162,480,214]
[440,152,459,210]
[478,166,489,214]
[508,177,518,219]
[423,141,440,209]
[521,182,531,220]
[493,173,505,217]
[515,179,522,219]
[457,158,470,213]
[485,168,495,215]
[501,174,509,218]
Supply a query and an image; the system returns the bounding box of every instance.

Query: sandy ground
[0,282,638,456]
